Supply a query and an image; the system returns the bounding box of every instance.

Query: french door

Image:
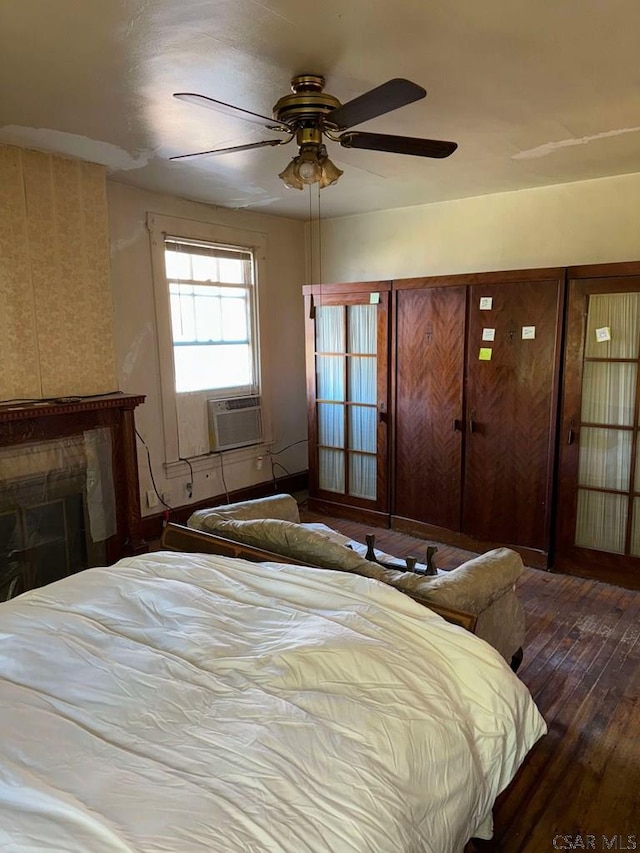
[304,284,390,518]
[556,274,640,589]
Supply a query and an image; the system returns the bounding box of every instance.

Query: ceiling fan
[170,75,458,190]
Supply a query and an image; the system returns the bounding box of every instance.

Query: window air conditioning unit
[208,396,263,452]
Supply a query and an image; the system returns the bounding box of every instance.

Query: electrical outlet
[161,490,172,506]
[146,489,159,508]
[256,456,264,471]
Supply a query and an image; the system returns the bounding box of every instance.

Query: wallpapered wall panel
[0,146,41,400]
[0,145,117,401]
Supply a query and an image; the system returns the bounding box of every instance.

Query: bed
[0,548,546,852]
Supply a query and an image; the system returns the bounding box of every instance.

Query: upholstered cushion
[474,590,526,662]
[188,494,300,528]
[191,516,384,577]
[396,548,524,613]
[187,513,523,617]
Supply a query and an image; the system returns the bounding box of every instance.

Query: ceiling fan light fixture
[297,156,323,185]
[318,155,343,188]
[278,143,343,190]
[278,158,304,190]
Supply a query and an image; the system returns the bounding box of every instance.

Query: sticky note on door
[369,292,380,304]
[482,328,496,341]
[595,326,611,343]
[522,326,536,340]
[479,348,492,361]
[479,297,493,310]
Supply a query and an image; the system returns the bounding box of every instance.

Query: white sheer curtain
[316,356,344,401]
[578,428,631,491]
[581,363,636,425]
[319,448,345,493]
[584,293,640,359]
[348,305,376,354]
[631,498,640,556]
[349,454,377,499]
[575,293,640,552]
[317,306,346,493]
[316,305,345,353]
[316,303,377,498]
[576,490,627,553]
[347,305,377,499]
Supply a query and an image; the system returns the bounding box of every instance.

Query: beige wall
[8,143,639,517]
[107,182,308,514]
[0,145,116,399]
[313,171,640,284]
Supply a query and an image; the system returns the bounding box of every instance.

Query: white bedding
[0,552,546,853]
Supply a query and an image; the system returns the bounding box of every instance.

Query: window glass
[164,240,256,395]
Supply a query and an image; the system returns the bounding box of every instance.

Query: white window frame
[165,237,258,398]
[147,213,270,474]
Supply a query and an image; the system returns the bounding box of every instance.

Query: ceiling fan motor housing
[272,75,342,130]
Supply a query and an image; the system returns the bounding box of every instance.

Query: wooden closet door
[555,272,640,589]
[394,286,466,529]
[463,279,563,552]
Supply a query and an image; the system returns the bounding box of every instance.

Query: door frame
[303,281,392,524]
[554,261,640,589]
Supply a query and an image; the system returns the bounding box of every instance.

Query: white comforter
[0,552,546,853]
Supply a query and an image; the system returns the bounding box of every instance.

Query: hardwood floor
[301,509,640,852]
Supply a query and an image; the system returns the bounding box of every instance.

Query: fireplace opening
[0,428,116,600]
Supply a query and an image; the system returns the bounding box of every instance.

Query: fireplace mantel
[0,393,147,563]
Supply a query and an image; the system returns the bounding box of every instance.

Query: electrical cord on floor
[269,457,293,491]
[213,451,230,503]
[266,438,306,489]
[179,456,194,499]
[135,428,173,513]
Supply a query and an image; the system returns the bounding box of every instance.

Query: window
[148,214,268,467]
[165,238,258,396]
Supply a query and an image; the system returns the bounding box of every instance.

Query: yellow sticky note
[479,348,492,361]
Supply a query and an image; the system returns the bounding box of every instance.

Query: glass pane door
[316,303,378,500]
[574,292,640,555]
[305,285,390,516]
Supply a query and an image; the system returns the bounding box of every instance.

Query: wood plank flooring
[301,508,640,852]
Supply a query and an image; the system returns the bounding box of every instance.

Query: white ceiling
[2,0,640,220]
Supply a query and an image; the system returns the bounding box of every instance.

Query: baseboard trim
[307,498,391,528]
[390,515,549,569]
[142,472,308,542]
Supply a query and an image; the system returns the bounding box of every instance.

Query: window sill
[163,441,274,479]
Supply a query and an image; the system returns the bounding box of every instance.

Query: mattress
[0,551,546,852]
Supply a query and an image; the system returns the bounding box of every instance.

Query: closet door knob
[452,418,463,431]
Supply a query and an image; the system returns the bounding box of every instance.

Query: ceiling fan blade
[339,131,457,159]
[327,79,426,130]
[170,138,288,161]
[173,92,290,132]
